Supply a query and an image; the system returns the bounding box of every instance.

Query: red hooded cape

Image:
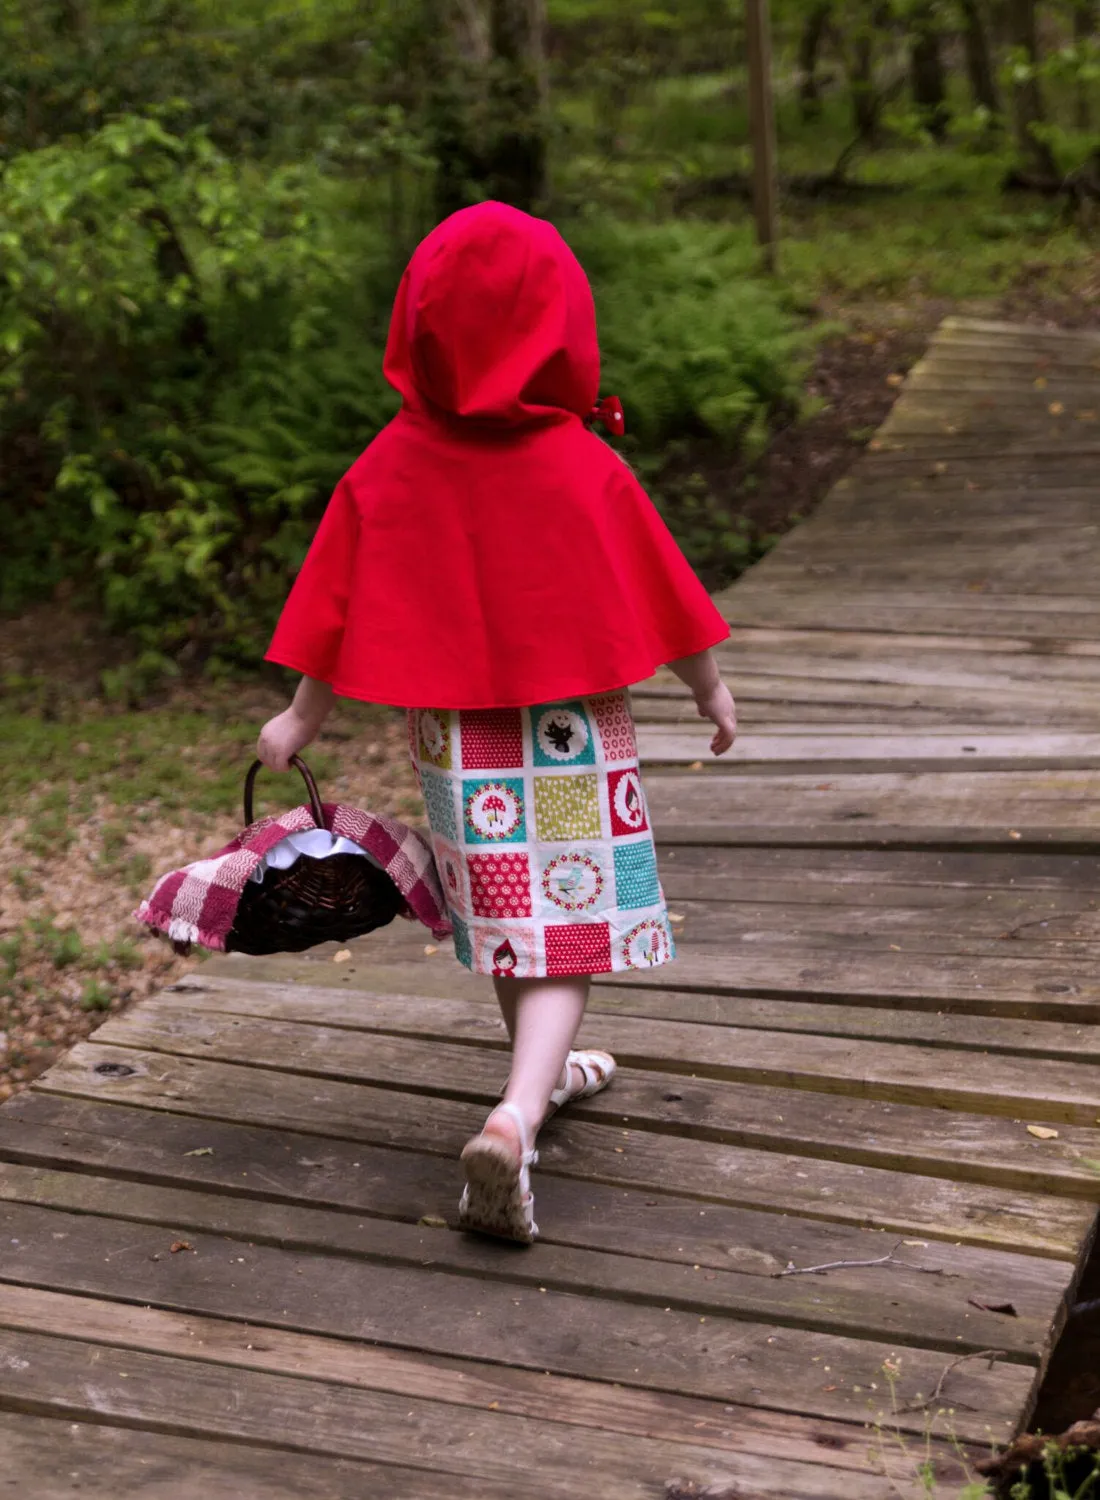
[266,202,729,709]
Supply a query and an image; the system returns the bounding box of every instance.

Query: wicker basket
[226,757,405,956]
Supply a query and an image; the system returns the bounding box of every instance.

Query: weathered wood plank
[97,998,1100,1129]
[0,1201,1035,1438]
[644,769,1100,833]
[0,1289,983,1490]
[32,1038,1098,1236]
[0,1329,979,1495]
[0,1161,1057,1357]
[600,947,1100,1021]
[27,1044,1094,1252]
[173,969,1100,1070]
[0,1094,1075,1309]
[637,729,1100,773]
[0,1411,513,1500]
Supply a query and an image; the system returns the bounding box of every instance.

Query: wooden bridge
[4,317,1100,1497]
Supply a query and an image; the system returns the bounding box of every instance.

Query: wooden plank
[0,1288,983,1490]
[655,843,1100,892]
[0,1161,1057,1357]
[0,1411,513,1500]
[722,626,1100,661]
[25,1045,1093,1252]
[0,1093,1075,1312]
[0,1200,1035,1439]
[644,769,1100,833]
[637,729,1100,773]
[0,1329,978,1496]
[647,900,1100,959]
[599,946,1100,1022]
[96,998,1100,1130]
[173,969,1100,1070]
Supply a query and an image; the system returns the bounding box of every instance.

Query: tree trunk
[484,0,549,211]
[850,30,877,141]
[1005,0,1059,180]
[798,1,833,121]
[909,5,949,141]
[1074,0,1095,131]
[958,0,1001,114]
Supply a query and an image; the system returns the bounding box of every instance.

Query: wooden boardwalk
[3,316,1100,1497]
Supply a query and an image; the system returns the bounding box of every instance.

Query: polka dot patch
[545,922,613,976]
[469,852,533,919]
[459,709,524,771]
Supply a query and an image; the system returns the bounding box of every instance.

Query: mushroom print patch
[463,778,526,845]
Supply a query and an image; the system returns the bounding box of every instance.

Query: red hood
[383,202,600,429]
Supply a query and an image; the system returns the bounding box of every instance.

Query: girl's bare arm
[257,676,335,772]
[667,648,737,755]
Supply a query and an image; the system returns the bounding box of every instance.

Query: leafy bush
[0,114,398,668]
[571,219,806,457]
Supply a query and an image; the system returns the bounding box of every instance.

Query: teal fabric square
[421,770,458,843]
[451,915,473,969]
[614,841,660,910]
[531,702,596,767]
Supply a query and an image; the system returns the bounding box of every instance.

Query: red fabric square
[545,922,613,976]
[589,693,637,763]
[608,766,649,838]
[469,851,533,918]
[460,709,525,771]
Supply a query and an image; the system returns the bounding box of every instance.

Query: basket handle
[244,755,327,831]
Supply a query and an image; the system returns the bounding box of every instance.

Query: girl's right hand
[695,679,737,756]
[257,707,316,773]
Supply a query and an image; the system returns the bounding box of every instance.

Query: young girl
[257,202,735,1244]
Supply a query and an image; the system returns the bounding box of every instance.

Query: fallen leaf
[333,950,352,963]
[668,912,686,924]
[418,1215,447,1229]
[1034,376,1047,389]
[1049,402,1065,416]
[689,760,704,771]
[868,438,883,451]
[169,1240,194,1254]
[889,944,901,951]
[1008,830,1022,840]
[1078,410,1097,423]
[183,1147,214,1158]
[933,461,948,474]
[487,1401,500,1411]
[1026,1125,1059,1140]
[423,945,438,956]
[886,373,904,387]
[823,1385,838,1392]
[968,1297,1019,1317]
[903,1240,928,1248]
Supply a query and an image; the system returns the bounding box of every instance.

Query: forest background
[0,0,1097,1093]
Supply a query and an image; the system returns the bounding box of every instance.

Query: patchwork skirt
[408,692,674,978]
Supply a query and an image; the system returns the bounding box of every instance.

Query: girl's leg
[488,976,589,1143]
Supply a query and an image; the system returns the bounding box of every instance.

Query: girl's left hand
[257,708,316,773]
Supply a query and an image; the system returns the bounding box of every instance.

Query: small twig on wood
[894,1349,1006,1415]
[774,1239,958,1278]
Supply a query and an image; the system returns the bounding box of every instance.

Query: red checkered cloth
[135,802,452,952]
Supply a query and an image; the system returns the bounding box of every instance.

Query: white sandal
[546,1049,617,1119]
[459,1101,539,1245]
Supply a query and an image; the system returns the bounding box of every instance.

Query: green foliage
[0,114,399,664]
[572,220,806,453]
